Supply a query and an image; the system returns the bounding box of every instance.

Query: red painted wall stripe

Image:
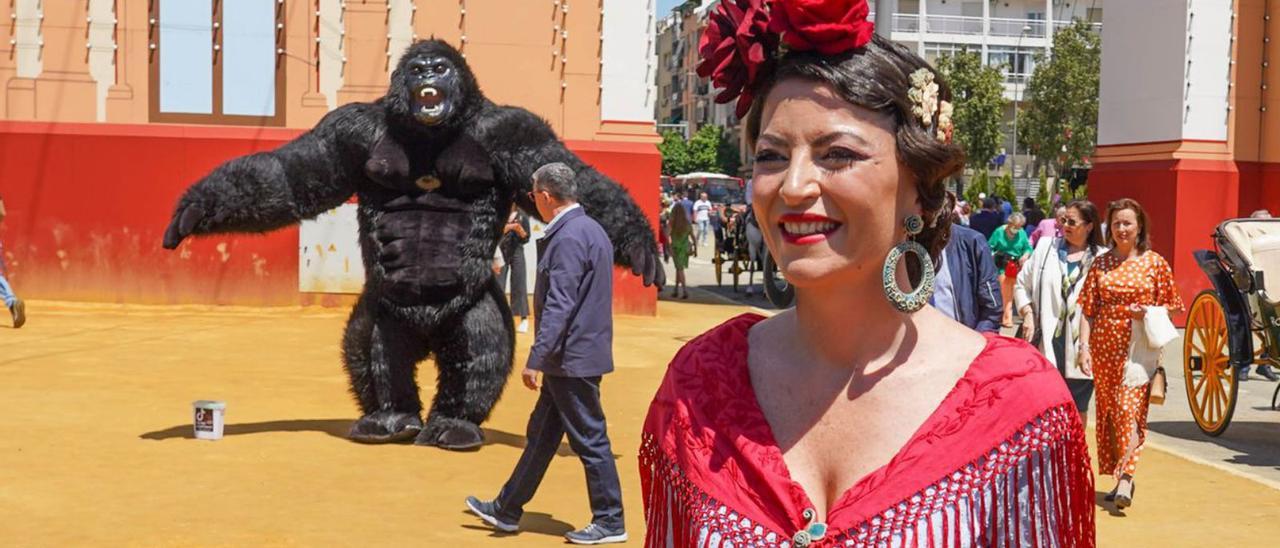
[0,123,659,315]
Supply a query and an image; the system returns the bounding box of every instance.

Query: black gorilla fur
[162,40,663,450]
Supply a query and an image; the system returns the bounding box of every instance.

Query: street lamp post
[1010,24,1031,188]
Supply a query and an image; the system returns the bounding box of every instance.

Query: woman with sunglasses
[1014,200,1107,416]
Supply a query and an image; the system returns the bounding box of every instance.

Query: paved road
[672,239,1280,489]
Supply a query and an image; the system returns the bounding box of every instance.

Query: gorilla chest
[363,191,495,302]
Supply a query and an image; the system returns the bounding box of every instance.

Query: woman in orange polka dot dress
[1078,198,1183,511]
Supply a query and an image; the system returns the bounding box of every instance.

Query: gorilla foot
[348,411,423,444]
[416,416,484,451]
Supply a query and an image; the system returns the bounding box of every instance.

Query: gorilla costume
[162,40,663,450]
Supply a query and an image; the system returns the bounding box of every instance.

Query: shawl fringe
[640,404,1095,548]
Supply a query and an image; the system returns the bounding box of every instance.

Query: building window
[924,42,968,64]
[987,46,1037,80]
[899,0,920,13]
[149,0,285,125]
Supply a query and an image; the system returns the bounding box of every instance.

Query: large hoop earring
[882,215,935,313]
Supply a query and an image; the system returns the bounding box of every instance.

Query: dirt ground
[1,300,1277,546]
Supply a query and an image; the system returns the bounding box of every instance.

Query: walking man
[693,191,712,246]
[465,163,627,544]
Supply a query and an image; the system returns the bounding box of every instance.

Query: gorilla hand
[624,238,665,289]
[162,203,209,249]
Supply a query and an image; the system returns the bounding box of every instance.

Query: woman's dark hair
[1104,197,1151,252]
[1022,197,1038,211]
[669,201,692,238]
[1065,199,1105,249]
[745,35,965,286]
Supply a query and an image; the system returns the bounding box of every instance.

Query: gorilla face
[404,55,461,126]
[386,40,481,135]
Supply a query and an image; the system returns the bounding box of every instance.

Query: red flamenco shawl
[640,314,1095,547]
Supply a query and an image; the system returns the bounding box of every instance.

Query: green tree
[1036,167,1053,214]
[657,130,691,176]
[1018,21,1101,178]
[963,171,989,205]
[716,129,742,176]
[936,49,1007,179]
[687,125,738,175]
[993,172,1016,204]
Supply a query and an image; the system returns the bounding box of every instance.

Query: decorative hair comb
[908,68,955,143]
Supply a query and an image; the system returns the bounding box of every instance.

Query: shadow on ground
[1147,420,1280,470]
[139,422,617,458]
[140,419,352,440]
[459,511,575,537]
[1093,490,1126,518]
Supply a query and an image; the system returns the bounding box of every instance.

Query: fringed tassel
[638,434,665,548]
[639,406,1095,548]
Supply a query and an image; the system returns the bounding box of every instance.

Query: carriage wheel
[762,252,795,308]
[1182,290,1239,437]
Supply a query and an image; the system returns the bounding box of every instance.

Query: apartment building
[656,0,1103,175]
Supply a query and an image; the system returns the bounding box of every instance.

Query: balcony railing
[884,13,1100,37]
[989,17,1046,38]
[1054,20,1103,33]
[892,14,921,33]
[923,14,987,36]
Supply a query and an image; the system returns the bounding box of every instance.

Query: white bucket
[192,400,226,440]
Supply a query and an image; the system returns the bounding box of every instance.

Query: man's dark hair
[983,197,998,210]
[533,163,578,201]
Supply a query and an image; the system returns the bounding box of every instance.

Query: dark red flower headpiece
[696,0,778,117]
[769,0,875,55]
[696,0,875,118]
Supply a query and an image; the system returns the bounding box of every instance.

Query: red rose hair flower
[696,0,778,117]
[769,0,875,55]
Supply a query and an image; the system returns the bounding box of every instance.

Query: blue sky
[657,0,685,17]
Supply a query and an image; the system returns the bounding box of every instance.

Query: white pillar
[981,0,990,65]
[1097,0,1231,146]
[875,0,893,39]
[917,0,926,57]
[318,0,345,111]
[88,0,117,122]
[1045,0,1054,53]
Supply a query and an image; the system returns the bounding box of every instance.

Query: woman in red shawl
[639,1,1094,546]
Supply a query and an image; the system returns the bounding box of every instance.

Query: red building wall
[0,122,659,314]
[1088,159,1241,323]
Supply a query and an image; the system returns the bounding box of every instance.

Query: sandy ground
[1,299,1277,546]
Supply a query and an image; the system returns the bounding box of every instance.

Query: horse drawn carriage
[711,207,795,308]
[1184,218,1280,436]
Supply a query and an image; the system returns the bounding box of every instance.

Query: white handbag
[1144,306,1178,349]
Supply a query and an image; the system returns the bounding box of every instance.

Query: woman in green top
[989,212,1033,327]
[667,201,696,300]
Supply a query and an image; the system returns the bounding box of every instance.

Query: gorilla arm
[161,104,381,249]
[478,107,665,288]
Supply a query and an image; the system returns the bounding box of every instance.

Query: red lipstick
[778,213,842,245]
